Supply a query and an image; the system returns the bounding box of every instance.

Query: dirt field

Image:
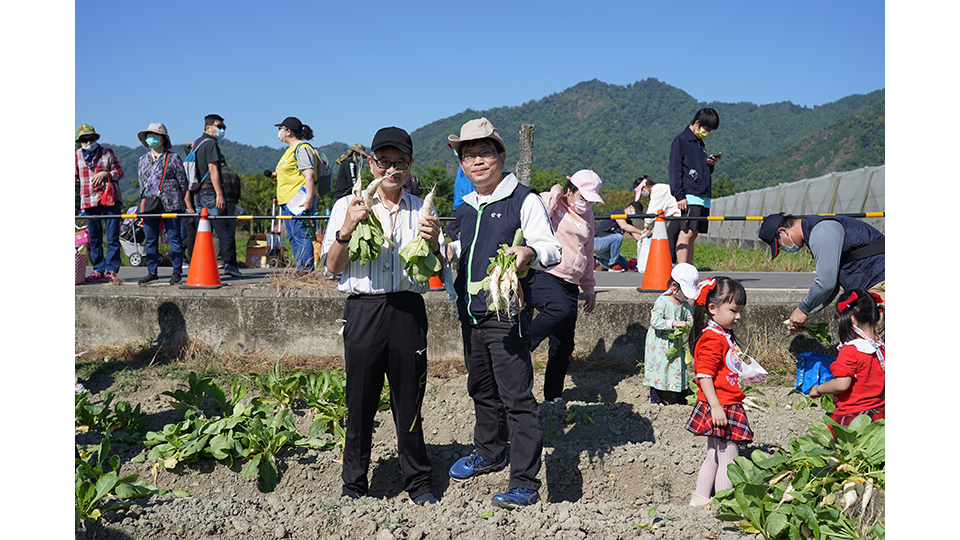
[75,355,830,540]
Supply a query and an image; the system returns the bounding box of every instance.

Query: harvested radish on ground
[398,185,442,282]
[348,176,396,265]
[479,228,527,320]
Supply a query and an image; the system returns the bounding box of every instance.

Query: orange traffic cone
[640,210,673,291]
[181,208,223,289]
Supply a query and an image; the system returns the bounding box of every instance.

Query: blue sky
[69,0,887,150]
[2,3,956,535]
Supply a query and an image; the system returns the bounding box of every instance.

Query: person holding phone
[668,108,722,264]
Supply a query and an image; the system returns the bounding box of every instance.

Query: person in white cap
[642,262,699,404]
[528,170,603,404]
[445,117,562,509]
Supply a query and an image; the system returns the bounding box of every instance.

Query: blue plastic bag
[795,352,836,393]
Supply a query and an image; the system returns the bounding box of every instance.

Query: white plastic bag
[635,235,651,272]
[739,354,769,385]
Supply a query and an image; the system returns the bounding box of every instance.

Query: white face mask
[81,142,99,152]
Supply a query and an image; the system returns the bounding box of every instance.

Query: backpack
[184,138,213,192]
[295,142,333,195]
[316,150,332,195]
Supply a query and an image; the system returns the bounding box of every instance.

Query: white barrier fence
[702,165,885,251]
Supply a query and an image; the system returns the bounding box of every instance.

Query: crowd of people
[75,110,885,509]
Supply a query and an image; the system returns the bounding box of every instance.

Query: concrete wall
[75,287,835,364]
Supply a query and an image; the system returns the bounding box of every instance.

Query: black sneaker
[138,273,159,284]
[409,492,438,505]
[169,273,182,285]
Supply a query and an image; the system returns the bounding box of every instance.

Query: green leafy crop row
[76,364,358,530]
[713,415,885,539]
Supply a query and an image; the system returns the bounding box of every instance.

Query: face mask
[277,130,286,142]
[694,128,709,140]
[214,127,225,139]
[81,142,99,153]
[573,199,592,214]
[780,230,801,253]
[145,135,163,148]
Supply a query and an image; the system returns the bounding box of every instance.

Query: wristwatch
[335,230,350,244]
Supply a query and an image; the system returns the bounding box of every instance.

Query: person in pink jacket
[527,170,601,403]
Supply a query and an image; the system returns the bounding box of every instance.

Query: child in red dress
[684,276,752,506]
[809,289,885,427]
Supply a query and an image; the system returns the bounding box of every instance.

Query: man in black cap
[758,213,884,334]
[320,126,443,505]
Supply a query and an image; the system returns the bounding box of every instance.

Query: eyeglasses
[372,158,410,171]
[460,149,499,162]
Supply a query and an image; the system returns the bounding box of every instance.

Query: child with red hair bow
[809,289,885,427]
[684,276,752,506]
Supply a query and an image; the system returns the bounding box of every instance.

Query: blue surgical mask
[215,127,225,139]
[780,231,801,253]
[145,134,162,148]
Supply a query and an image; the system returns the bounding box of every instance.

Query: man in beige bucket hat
[445,117,561,509]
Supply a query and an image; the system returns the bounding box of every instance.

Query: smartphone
[714,152,723,158]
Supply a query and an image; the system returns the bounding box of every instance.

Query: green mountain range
[101,78,883,203]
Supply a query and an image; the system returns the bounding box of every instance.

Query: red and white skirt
[685,400,754,442]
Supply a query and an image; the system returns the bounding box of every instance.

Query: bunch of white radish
[398,185,442,282]
[479,228,528,320]
[348,176,396,265]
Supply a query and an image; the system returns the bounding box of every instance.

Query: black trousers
[462,313,543,492]
[341,293,432,499]
[527,270,579,402]
[190,189,238,267]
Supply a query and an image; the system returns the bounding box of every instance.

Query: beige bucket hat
[447,117,505,153]
[137,122,172,150]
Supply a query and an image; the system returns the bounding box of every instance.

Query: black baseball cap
[371,126,413,156]
[275,117,302,131]
[757,213,787,260]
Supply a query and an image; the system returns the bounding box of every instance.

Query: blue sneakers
[448,450,507,481]
[492,487,540,509]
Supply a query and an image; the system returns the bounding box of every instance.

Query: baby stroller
[119,208,146,267]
